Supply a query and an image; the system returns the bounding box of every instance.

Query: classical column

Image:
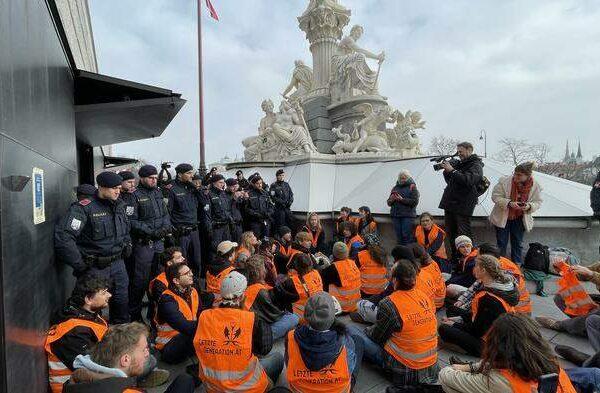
[298,2,350,97]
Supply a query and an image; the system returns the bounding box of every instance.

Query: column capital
[298,2,351,44]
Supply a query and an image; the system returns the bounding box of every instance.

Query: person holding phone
[489,162,543,264]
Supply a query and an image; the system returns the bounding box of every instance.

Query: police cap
[175,163,194,174]
[249,173,262,184]
[225,178,238,187]
[96,171,122,188]
[138,165,158,178]
[235,170,243,176]
[211,174,225,183]
[75,183,97,196]
[119,171,135,181]
[276,169,285,176]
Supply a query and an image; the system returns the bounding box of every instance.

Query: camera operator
[438,141,484,259]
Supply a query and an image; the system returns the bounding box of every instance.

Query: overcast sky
[89,0,600,166]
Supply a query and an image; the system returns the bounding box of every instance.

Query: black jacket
[439,155,484,216]
[167,179,199,227]
[270,180,294,209]
[226,190,244,224]
[591,173,600,216]
[130,184,172,239]
[388,180,419,218]
[245,187,274,221]
[206,186,232,229]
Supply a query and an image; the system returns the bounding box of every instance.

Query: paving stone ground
[147,277,594,393]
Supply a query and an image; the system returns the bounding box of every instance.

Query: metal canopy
[74,70,186,147]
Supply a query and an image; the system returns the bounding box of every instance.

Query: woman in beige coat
[488,162,542,264]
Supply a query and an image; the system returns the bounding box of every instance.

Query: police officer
[236,170,250,191]
[205,174,232,260]
[129,164,172,322]
[118,171,137,217]
[270,169,294,233]
[167,163,202,276]
[225,178,246,242]
[74,184,97,201]
[55,171,131,323]
[245,173,274,238]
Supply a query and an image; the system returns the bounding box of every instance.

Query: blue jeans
[259,352,284,384]
[495,218,525,264]
[89,259,129,324]
[270,312,300,340]
[347,325,385,368]
[392,217,415,245]
[566,368,600,393]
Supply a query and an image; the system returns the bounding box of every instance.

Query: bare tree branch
[428,135,460,156]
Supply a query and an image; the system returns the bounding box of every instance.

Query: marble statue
[386,109,425,156]
[330,25,385,101]
[282,60,314,102]
[302,0,348,16]
[331,103,392,153]
[331,126,356,154]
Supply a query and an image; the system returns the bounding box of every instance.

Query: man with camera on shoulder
[437,141,484,259]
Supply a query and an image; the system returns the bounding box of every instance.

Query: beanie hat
[225,178,238,187]
[332,242,349,260]
[96,171,123,188]
[175,163,193,174]
[455,235,473,249]
[118,171,135,181]
[278,226,291,237]
[304,292,336,331]
[138,165,158,178]
[220,271,247,301]
[75,184,97,197]
[211,174,225,183]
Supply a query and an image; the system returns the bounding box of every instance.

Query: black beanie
[96,171,123,188]
[175,163,194,174]
[138,165,158,178]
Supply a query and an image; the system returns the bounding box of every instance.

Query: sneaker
[349,312,368,324]
[555,345,590,367]
[535,316,562,331]
[137,368,170,388]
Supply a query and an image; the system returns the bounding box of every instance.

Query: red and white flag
[205,0,219,20]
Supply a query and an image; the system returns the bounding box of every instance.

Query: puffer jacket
[388,179,419,218]
[439,154,484,216]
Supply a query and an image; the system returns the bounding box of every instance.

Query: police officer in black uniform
[55,171,131,323]
[128,164,172,322]
[75,184,97,201]
[167,163,202,276]
[118,171,137,217]
[245,173,274,238]
[270,168,294,233]
[236,170,250,191]
[225,178,247,242]
[205,174,232,260]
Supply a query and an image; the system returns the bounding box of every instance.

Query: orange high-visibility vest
[417,263,446,309]
[458,249,479,272]
[329,259,362,313]
[357,250,388,295]
[149,271,168,294]
[498,257,532,314]
[193,308,269,392]
[414,224,447,260]
[556,261,599,317]
[206,266,235,295]
[285,330,351,393]
[123,389,144,393]
[45,317,108,393]
[291,270,324,321]
[345,235,364,250]
[287,247,305,268]
[499,368,577,393]
[155,288,199,350]
[302,225,323,249]
[244,283,272,311]
[276,240,291,257]
[384,289,438,369]
[471,290,514,341]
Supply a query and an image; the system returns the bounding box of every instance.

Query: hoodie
[64,355,138,393]
[291,324,356,373]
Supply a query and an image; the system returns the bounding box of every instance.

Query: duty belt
[85,254,121,269]
[174,225,198,236]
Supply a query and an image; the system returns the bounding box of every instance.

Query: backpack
[476,176,490,196]
[524,242,550,273]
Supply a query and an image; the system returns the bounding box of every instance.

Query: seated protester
[353,245,415,324]
[446,235,478,299]
[287,231,316,270]
[235,231,258,260]
[321,242,362,313]
[415,212,451,273]
[439,313,577,393]
[155,263,201,364]
[206,241,237,304]
[257,238,279,287]
[45,276,111,393]
[411,243,446,309]
[438,255,519,357]
[301,212,327,254]
[356,242,388,297]
[148,247,186,324]
[335,206,357,242]
[478,243,532,315]
[193,271,284,391]
[273,226,293,274]
[347,260,439,387]
[65,322,193,393]
[357,206,378,238]
[340,221,365,258]
[241,255,299,340]
[286,292,364,392]
[273,253,324,322]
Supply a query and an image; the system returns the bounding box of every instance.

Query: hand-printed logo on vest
[223,323,241,346]
[319,363,337,376]
[418,298,429,310]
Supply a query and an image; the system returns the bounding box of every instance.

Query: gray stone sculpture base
[328,95,389,135]
[303,95,335,154]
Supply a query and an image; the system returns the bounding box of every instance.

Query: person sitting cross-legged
[446,235,479,300]
[147,247,186,326]
[64,322,193,393]
[411,243,446,309]
[348,259,439,388]
[320,242,362,313]
[285,292,364,392]
[206,240,237,305]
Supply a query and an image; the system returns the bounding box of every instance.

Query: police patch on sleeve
[126,206,134,216]
[270,190,275,196]
[70,218,82,231]
[204,204,210,211]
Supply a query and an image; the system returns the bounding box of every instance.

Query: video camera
[431,153,459,171]
[161,162,173,170]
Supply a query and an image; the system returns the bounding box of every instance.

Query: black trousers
[444,211,473,259]
[438,323,482,357]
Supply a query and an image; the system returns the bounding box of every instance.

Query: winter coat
[388,179,419,218]
[63,355,139,393]
[438,155,484,216]
[489,175,543,232]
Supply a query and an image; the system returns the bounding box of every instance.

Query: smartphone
[538,373,558,393]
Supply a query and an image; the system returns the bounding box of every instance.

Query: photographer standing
[438,142,484,258]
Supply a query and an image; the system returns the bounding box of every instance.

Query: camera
[161,162,173,170]
[431,154,459,171]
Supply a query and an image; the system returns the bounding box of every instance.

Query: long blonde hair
[239,231,256,255]
[306,212,322,231]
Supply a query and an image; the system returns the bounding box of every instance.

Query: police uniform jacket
[226,190,244,224]
[206,186,232,228]
[130,184,172,239]
[167,179,198,227]
[246,188,274,220]
[270,180,294,209]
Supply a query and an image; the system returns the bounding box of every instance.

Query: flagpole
[197,0,206,176]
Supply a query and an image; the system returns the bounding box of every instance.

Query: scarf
[508,176,533,220]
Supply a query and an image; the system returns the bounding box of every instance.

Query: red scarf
[508,176,533,220]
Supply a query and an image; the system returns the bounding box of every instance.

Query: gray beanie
[304,292,336,331]
[220,271,247,301]
[455,235,473,249]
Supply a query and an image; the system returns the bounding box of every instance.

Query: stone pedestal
[298,3,350,98]
[328,94,389,135]
[303,95,335,153]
